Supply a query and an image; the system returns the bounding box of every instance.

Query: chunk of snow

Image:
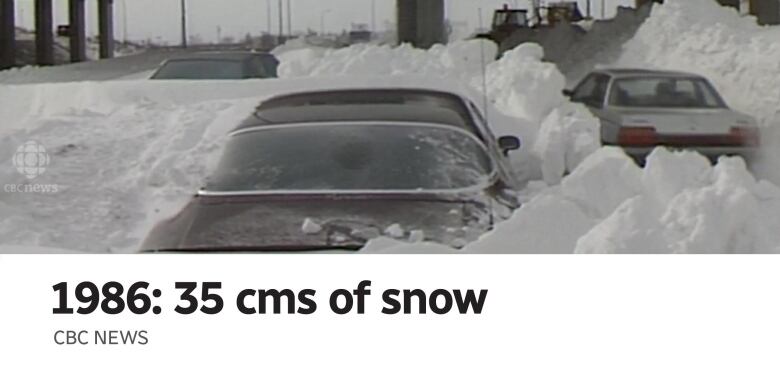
[408,230,425,243]
[560,147,643,218]
[463,193,595,254]
[384,224,406,239]
[301,218,323,235]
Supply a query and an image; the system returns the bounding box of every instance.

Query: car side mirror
[562,89,573,97]
[498,136,521,156]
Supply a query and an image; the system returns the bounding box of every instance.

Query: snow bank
[578,150,780,254]
[364,147,780,254]
[614,0,780,184]
[277,40,497,81]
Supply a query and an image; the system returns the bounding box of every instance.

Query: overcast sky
[13,0,634,44]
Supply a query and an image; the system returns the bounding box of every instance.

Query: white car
[566,69,760,162]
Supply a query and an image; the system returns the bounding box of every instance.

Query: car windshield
[204,123,494,192]
[609,77,726,108]
[152,59,247,79]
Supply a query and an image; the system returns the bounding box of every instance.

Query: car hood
[141,194,494,252]
[612,107,756,135]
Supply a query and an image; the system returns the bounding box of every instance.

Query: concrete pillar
[749,0,780,25]
[415,0,445,49]
[98,0,114,59]
[397,0,418,45]
[0,0,15,70]
[69,0,87,62]
[397,0,445,49]
[35,0,55,66]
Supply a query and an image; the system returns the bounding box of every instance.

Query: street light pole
[121,0,128,42]
[278,0,283,38]
[601,0,606,19]
[371,0,376,32]
[320,9,331,35]
[266,0,271,35]
[181,0,188,48]
[287,0,292,37]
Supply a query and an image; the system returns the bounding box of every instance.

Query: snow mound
[579,150,780,254]
[617,0,780,128]
[278,40,498,81]
[365,148,780,254]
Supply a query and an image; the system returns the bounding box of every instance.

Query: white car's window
[572,74,610,107]
[609,77,725,108]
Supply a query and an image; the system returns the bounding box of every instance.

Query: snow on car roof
[237,88,480,134]
[164,51,276,62]
[240,104,476,133]
[598,68,702,78]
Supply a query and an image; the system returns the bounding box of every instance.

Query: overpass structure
[396,0,446,49]
[0,0,447,70]
[0,0,115,70]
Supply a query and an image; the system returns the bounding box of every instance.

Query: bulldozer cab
[545,2,585,25]
[492,7,530,30]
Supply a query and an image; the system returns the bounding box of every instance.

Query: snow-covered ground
[0,0,778,253]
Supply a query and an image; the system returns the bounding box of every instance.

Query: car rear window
[152,59,247,80]
[609,77,725,108]
[205,123,494,192]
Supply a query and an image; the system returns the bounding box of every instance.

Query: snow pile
[277,40,497,81]
[277,40,600,184]
[0,81,269,252]
[365,147,780,254]
[577,149,780,254]
[617,0,780,127]
[614,0,780,184]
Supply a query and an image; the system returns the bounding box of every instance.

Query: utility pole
[601,0,606,19]
[371,0,376,32]
[266,0,271,35]
[120,0,128,42]
[320,9,331,35]
[287,0,292,37]
[181,0,188,48]
[278,0,283,38]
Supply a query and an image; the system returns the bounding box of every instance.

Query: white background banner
[1,255,778,389]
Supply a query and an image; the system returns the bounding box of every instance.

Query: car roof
[236,89,479,133]
[165,51,275,62]
[595,68,703,78]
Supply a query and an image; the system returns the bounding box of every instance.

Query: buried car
[566,69,760,162]
[150,51,279,80]
[141,89,523,252]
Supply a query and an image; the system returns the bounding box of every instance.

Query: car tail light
[730,127,760,147]
[618,127,658,146]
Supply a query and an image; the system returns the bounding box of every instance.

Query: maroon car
[141,89,522,252]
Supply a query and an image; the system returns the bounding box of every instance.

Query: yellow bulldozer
[475,2,585,45]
